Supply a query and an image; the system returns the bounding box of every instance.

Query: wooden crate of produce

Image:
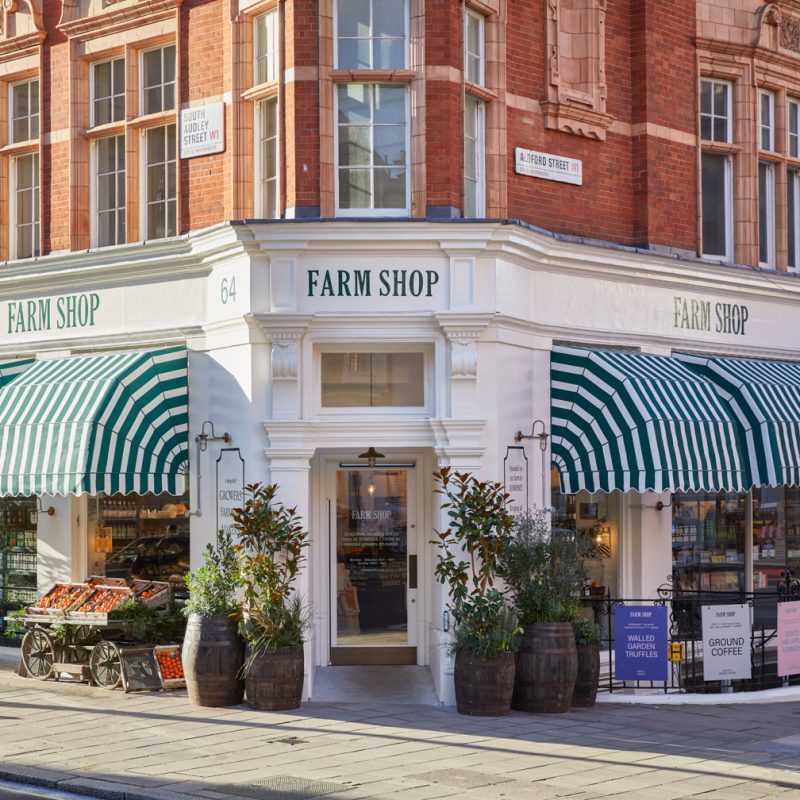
[154,644,186,689]
[70,585,133,621]
[131,580,172,608]
[87,576,128,588]
[29,583,93,617]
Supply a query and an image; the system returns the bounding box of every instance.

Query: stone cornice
[58,0,181,40]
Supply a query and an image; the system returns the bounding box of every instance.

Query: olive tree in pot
[500,511,587,713]
[433,467,520,716]
[232,483,309,711]
[571,616,602,707]
[182,530,245,707]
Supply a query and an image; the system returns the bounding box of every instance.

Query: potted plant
[571,615,602,708]
[181,530,244,707]
[433,467,519,716]
[500,511,587,713]
[232,483,309,711]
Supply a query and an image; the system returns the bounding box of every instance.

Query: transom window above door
[321,351,424,408]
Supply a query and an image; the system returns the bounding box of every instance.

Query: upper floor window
[336,83,408,215]
[335,0,407,70]
[144,124,176,239]
[141,45,176,116]
[256,98,279,218]
[759,90,775,152]
[464,94,484,217]
[255,11,278,85]
[94,135,126,247]
[759,161,776,268]
[10,79,38,144]
[700,79,732,143]
[789,100,800,159]
[701,152,733,261]
[12,153,39,259]
[92,58,125,126]
[465,10,484,86]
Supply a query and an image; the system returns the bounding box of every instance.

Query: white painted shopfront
[2,220,800,703]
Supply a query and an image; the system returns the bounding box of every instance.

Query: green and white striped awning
[677,352,800,488]
[551,346,747,494]
[0,358,34,387]
[0,346,188,496]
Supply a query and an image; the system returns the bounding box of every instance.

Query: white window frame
[464,9,485,86]
[759,90,775,152]
[315,342,434,418]
[90,57,125,128]
[789,99,800,159]
[464,93,485,217]
[700,151,733,262]
[9,78,39,145]
[140,123,177,241]
[254,10,278,85]
[789,169,800,272]
[333,0,410,70]
[700,78,733,144]
[90,135,126,248]
[255,96,279,219]
[334,83,411,218]
[139,44,176,117]
[759,160,776,269]
[10,152,39,261]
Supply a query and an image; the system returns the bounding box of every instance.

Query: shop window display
[88,492,190,595]
[0,497,37,641]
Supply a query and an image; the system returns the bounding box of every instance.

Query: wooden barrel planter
[513,622,577,714]
[454,651,515,716]
[182,613,245,707]
[572,642,601,708]
[245,644,304,711]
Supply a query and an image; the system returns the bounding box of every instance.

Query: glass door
[331,467,416,665]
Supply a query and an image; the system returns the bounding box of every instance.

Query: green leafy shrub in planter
[572,615,601,646]
[433,467,520,657]
[183,531,239,619]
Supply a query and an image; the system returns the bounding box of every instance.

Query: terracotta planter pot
[454,650,515,716]
[572,642,601,708]
[245,644,304,711]
[513,622,577,714]
[182,613,245,707]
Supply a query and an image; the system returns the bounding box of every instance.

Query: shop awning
[551,345,747,494]
[676,352,800,488]
[0,358,34,387]
[0,346,188,496]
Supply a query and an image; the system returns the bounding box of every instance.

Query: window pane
[759,162,773,265]
[98,173,116,211]
[164,83,175,112]
[16,155,34,189]
[700,80,712,116]
[95,97,112,126]
[144,86,161,116]
[148,202,165,240]
[702,152,728,258]
[374,167,405,208]
[97,137,116,173]
[17,224,32,260]
[167,124,176,161]
[95,61,111,100]
[144,50,162,89]
[373,38,404,69]
[321,352,424,407]
[113,58,125,94]
[465,178,477,218]
[148,164,166,202]
[13,84,28,123]
[30,81,38,111]
[713,82,727,117]
[373,0,404,37]
[374,85,404,124]
[265,179,277,218]
[337,0,370,38]
[163,46,176,83]
[789,173,797,269]
[339,168,371,208]
[263,99,277,138]
[337,37,371,69]
[98,210,116,248]
[147,127,166,164]
[338,84,371,124]
[167,199,176,236]
[700,113,712,141]
[373,125,405,166]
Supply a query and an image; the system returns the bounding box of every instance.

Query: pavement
[2,653,800,800]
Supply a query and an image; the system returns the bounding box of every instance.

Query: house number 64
[220,276,237,305]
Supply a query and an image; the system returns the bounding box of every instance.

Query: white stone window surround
[311,342,435,418]
[334,83,411,217]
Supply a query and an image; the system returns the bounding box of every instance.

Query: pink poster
[777,600,800,677]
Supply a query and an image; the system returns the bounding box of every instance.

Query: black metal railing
[582,568,800,694]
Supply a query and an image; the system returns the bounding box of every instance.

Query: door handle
[408,554,417,589]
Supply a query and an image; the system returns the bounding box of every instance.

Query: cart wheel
[89,641,122,689]
[21,629,55,681]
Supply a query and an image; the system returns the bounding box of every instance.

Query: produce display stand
[8,577,179,690]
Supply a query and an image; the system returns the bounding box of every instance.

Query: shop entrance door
[330,466,417,665]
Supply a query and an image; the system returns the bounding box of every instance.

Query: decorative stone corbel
[271,332,302,380]
[449,331,479,379]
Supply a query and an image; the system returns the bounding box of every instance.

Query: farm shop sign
[307,268,440,298]
[6,292,100,335]
[673,295,750,336]
[514,147,582,186]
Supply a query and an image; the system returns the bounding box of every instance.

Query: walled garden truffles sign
[701,604,751,681]
[515,147,583,186]
[180,102,225,159]
[614,606,668,682]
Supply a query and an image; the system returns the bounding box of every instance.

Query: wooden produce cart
[12,578,174,689]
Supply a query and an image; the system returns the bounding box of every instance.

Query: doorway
[328,464,417,665]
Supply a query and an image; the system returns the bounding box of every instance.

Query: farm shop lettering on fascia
[307,268,440,298]
[7,292,100,334]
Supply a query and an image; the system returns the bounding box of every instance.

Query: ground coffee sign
[5,292,100,335]
[701,604,751,681]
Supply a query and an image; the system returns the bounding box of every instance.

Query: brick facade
[6,1,800,268]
